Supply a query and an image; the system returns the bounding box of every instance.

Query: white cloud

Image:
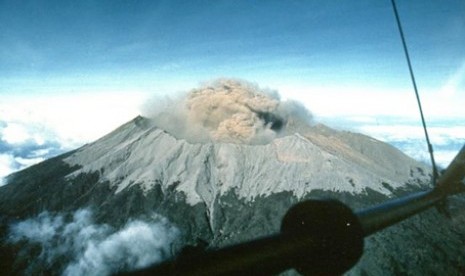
[0,90,150,180]
[352,123,465,168]
[273,83,465,120]
[15,156,45,167]
[0,91,149,147]
[0,154,45,186]
[357,125,465,145]
[31,148,52,157]
[0,121,64,185]
[272,84,415,118]
[1,123,30,144]
[0,153,17,184]
[8,209,180,276]
[434,150,463,168]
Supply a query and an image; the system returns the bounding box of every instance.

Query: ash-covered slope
[1,79,464,275]
[64,116,428,207]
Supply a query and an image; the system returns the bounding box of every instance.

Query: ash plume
[143,79,313,144]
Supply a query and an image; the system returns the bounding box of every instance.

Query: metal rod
[357,144,465,236]
[390,0,439,183]
[356,190,442,236]
[118,233,354,276]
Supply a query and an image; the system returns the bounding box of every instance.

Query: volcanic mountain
[1,80,465,275]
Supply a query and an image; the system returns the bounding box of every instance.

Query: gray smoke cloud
[8,209,180,276]
[143,79,313,144]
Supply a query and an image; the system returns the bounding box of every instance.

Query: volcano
[1,80,465,275]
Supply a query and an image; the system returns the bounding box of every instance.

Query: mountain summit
[1,80,464,275]
[64,116,427,207]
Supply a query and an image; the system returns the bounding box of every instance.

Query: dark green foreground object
[117,145,465,276]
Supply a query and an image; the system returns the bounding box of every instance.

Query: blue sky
[1,0,464,182]
[2,0,464,91]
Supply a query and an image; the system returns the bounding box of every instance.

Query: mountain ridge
[2,115,464,276]
[62,116,430,207]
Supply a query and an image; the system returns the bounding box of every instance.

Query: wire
[390,0,439,184]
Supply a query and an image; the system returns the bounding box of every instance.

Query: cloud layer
[345,121,465,168]
[143,79,313,144]
[0,91,146,185]
[0,121,66,185]
[8,209,180,276]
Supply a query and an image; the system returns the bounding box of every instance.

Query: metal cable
[390,0,438,184]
